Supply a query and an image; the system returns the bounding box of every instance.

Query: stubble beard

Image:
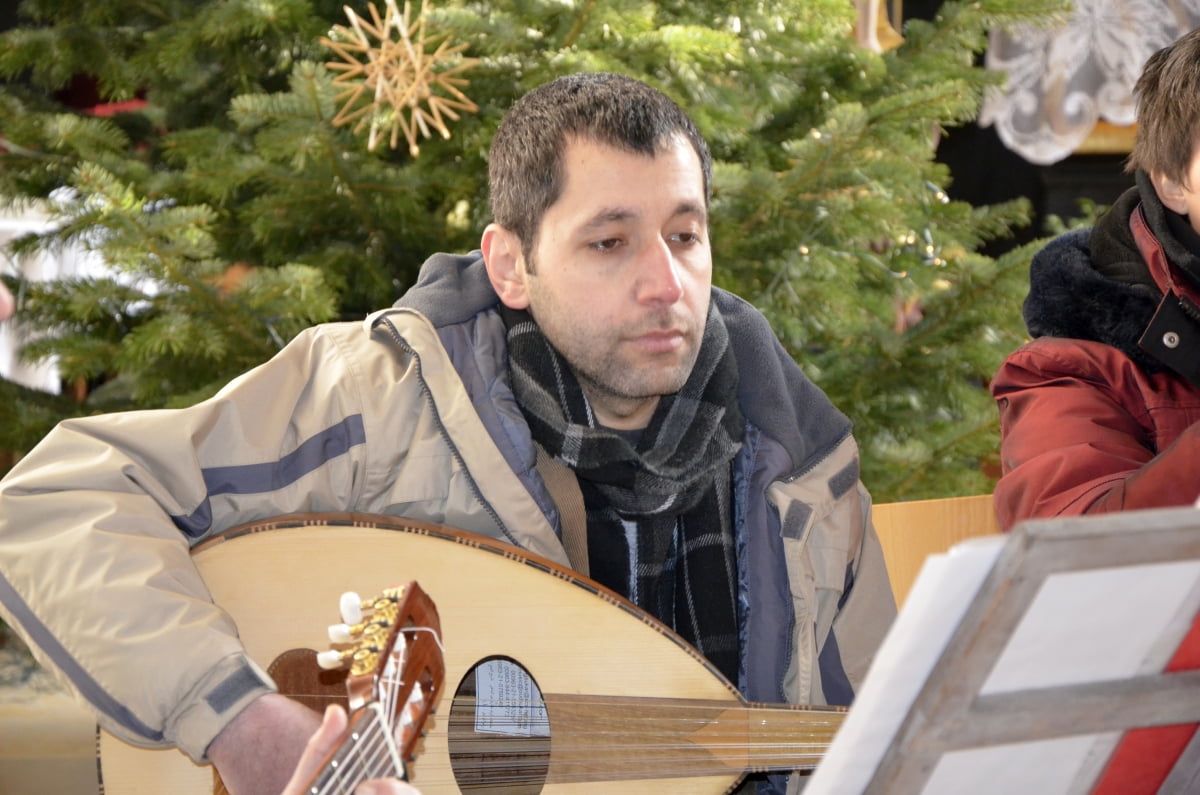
[569,331,699,405]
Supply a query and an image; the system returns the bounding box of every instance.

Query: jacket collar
[1129,205,1200,386]
[1022,224,1165,373]
[396,250,853,473]
[1023,171,1200,381]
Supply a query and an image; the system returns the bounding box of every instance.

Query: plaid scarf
[502,303,745,681]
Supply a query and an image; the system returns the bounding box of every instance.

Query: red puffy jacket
[993,191,1200,530]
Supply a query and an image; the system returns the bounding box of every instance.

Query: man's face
[503,135,712,430]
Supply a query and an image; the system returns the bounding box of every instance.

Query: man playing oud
[0,72,895,793]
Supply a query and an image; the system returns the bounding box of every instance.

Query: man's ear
[481,223,531,309]
[1151,170,1190,215]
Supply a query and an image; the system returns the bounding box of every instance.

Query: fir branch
[561,0,597,49]
[883,414,1002,500]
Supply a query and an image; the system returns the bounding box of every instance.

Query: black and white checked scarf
[501,303,745,681]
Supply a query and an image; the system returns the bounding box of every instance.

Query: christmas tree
[0,0,1068,500]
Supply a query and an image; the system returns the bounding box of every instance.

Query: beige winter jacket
[0,252,895,780]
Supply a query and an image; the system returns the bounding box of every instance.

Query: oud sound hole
[448,657,550,793]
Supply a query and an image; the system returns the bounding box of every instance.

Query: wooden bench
[872,494,1001,606]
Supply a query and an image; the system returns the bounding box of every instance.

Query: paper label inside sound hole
[473,659,550,737]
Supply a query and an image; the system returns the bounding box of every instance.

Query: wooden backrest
[871,494,1001,606]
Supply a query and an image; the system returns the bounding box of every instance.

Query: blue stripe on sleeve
[202,414,366,495]
[0,576,163,741]
[171,414,366,538]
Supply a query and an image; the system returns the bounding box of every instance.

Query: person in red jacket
[992,27,1200,530]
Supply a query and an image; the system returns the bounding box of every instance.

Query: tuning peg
[328,622,356,644]
[340,591,363,624]
[316,648,349,671]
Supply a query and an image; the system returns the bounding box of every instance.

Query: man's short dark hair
[487,72,712,261]
[1127,28,1200,186]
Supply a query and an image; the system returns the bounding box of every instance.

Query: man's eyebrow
[673,200,708,222]
[580,207,638,231]
[578,201,707,232]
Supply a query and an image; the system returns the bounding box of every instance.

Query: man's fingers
[289,705,423,795]
[314,703,349,747]
[282,705,349,794]
[356,782,422,794]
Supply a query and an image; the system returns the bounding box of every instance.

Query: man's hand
[208,693,322,795]
[209,693,420,795]
[283,703,422,795]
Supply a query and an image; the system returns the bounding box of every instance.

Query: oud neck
[308,703,406,794]
[540,694,844,783]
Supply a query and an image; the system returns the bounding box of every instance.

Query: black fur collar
[1022,176,1166,374]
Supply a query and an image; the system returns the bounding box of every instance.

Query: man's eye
[671,232,701,245]
[591,238,622,251]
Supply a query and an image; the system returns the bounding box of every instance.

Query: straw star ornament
[322,0,479,154]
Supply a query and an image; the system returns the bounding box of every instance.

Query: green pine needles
[0,0,1071,500]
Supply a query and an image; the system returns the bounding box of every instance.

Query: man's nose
[637,238,684,304]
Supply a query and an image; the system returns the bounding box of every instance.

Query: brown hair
[487,72,712,263]
[1127,28,1200,186]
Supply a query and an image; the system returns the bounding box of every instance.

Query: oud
[98,513,844,793]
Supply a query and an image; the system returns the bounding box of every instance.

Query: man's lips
[629,328,686,354]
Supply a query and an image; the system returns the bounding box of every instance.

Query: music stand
[808,506,1200,794]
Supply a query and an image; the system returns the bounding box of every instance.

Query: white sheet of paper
[472,659,550,737]
[806,535,1005,794]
